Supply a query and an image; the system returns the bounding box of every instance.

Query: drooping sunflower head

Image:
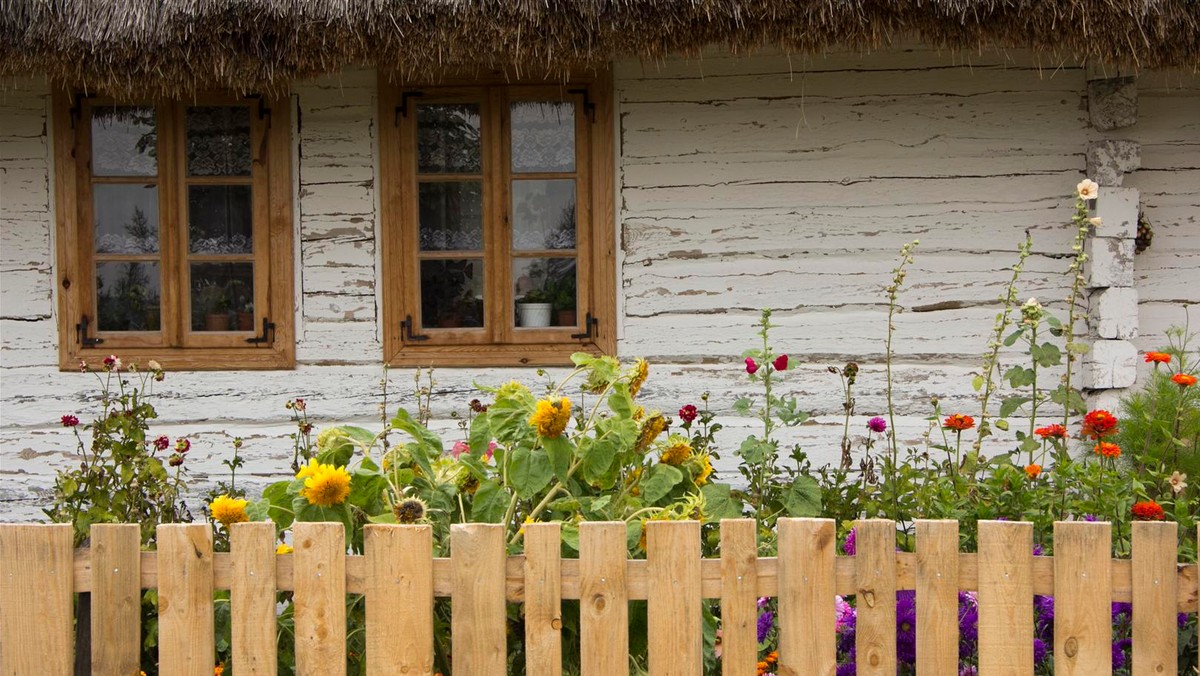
[529,397,573,438]
[660,435,693,466]
[628,358,649,398]
[692,453,714,485]
[634,414,667,453]
[393,496,429,524]
[209,494,249,528]
[300,462,352,507]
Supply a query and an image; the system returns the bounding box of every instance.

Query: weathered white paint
[2,48,1199,522]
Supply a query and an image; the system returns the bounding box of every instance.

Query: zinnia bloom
[61,414,79,427]
[209,495,249,528]
[1168,471,1188,494]
[660,435,693,465]
[1034,424,1067,439]
[943,414,975,431]
[529,397,572,438]
[103,354,122,371]
[678,404,698,423]
[1171,373,1197,387]
[1131,500,1166,521]
[174,438,191,454]
[628,358,649,398]
[1076,179,1099,200]
[1025,464,1042,479]
[867,416,887,433]
[153,435,171,451]
[300,462,352,507]
[1082,409,1118,438]
[1144,352,1172,364]
[772,354,788,371]
[744,357,759,375]
[1094,442,1121,458]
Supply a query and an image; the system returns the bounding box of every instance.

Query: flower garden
[33,182,1200,675]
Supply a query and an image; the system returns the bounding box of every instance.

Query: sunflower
[634,414,667,453]
[209,494,249,528]
[660,435,693,465]
[693,454,713,485]
[628,358,649,398]
[393,496,428,524]
[300,462,352,507]
[296,457,321,479]
[276,543,293,554]
[529,397,572,438]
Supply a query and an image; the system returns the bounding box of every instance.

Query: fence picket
[856,519,897,676]
[451,523,506,676]
[978,520,1033,676]
[158,524,215,676]
[1132,521,1177,676]
[719,519,759,676]
[777,518,836,676]
[90,523,141,675]
[1054,521,1113,676]
[0,523,73,676]
[916,520,958,676]
[231,522,278,676]
[647,521,702,676]
[294,522,346,676]
[365,524,434,676]
[579,522,628,676]
[525,522,563,676]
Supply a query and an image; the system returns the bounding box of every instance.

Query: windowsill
[386,342,608,368]
[61,346,294,371]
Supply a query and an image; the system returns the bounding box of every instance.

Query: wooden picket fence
[0,518,1196,675]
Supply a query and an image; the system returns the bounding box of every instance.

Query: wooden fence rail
[1,518,1196,675]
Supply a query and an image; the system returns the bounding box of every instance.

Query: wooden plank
[0,524,74,676]
[1132,521,1177,676]
[451,523,507,676]
[230,522,278,676]
[90,523,141,676]
[855,519,897,676]
[647,521,702,676]
[365,524,434,676]
[776,518,835,676]
[978,520,1033,676]
[916,520,959,676]
[294,522,347,676]
[1054,521,1113,676]
[579,522,628,676]
[524,522,563,676]
[719,519,758,676]
[157,524,215,676]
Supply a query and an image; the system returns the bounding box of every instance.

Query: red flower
[60,415,80,427]
[102,355,122,371]
[1094,442,1121,458]
[1034,424,1067,439]
[942,414,975,431]
[1131,501,1166,521]
[744,358,759,375]
[678,405,698,423]
[1144,352,1172,364]
[1081,410,1118,439]
[1024,464,1042,479]
[1172,373,1197,388]
[153,435,171,451]
[772,354,789,371]
[175,438,191,454]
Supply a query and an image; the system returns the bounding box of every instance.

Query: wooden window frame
[52,91,295,371]
[379,73,616,367]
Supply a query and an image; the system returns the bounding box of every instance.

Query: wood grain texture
[579,522,628,676]
[365,524,434,676]
[776,518,836,676]
[294,522,347,676]
[1132,521,1177,676]
[915,520,958,676]
[524,522,563,676]
[855,519,897,676]
[647,520,702,676]
[230,522,278,676]
[157,524,215,676]
[978,520,1033,676]
[90,523,141,675]
[451,523,507,676]
[0,523,73,676]
[719,519,758,676]
[1054,521,1113,676]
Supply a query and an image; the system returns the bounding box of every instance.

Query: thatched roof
[2,0,1198,95]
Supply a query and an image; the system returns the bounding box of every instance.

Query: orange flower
[1081,410,1118,439]
[1144,352,1172,364]
[1131,500,1165,521]
[1172,373,1197,387]
[1094,442,1121,458]
[1025,464,1042,479]
[942,414,975,431]
[1034,424,1067,439]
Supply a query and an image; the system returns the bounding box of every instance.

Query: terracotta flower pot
[205,313,230,331]
[555,309,577,327]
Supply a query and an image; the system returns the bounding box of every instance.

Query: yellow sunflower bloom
[276,543,293,554]
[296,457,321,479]
[628,358,649,398]
[209,494,249,528]
[634,414,667,453]
[529,397,572,438]
[660,435,693,466]
[300,462,352,507]
[693,454,713,485]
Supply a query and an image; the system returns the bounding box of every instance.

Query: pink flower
[486,441,497,461]
[678,405,698,423]
[450,440,470,458]
[61,415,80,427]
[772,354,788,371]
[78,360,88,373]
[153,435,170,451]
[175,438,191,454]
[102,355,121,371]
[867,416,887,433]
[293,398,307,411]
[744,358,759,375]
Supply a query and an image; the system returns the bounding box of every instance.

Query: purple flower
[1083,514,1098,522]
[757,610,774,643]
[1179,613,1189,628]
[896,591,917,664]
[958,667,978,676]
[1111,601,1132,618]
[843,528,856,556]
[1112,641,1127,670]
[867,416,887,433]
[1032,543,1044,557]
[836,663,856,676]
[1033,638,1049,664]
[958,592,979,657]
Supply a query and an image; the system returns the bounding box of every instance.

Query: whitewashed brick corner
[1087,76,1138,131]
[1085,141,1141,188]
[1082,339,1138,389]
[1085,388,1126,415]
[1084,236,1136,288]
[1088,287,1139,340]
[1089,186,1139,238]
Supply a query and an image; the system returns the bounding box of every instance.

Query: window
[380,78,615,366]
[53,93,294,370]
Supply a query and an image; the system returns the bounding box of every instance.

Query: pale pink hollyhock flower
[1076,179,1099,200]
[450,440,470,458]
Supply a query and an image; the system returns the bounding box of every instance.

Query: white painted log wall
[1,48,1198,521]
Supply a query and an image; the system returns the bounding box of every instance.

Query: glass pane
[190,262,255,332]
[417,104,482,174]
[186,106,252,176]
[189,185,253,254]
[512,179,576,251]
[91,106,157,176]
[419,182,483,251]
[514,258,577,328]
[96,262,161,331]
[511,101,575,173]
[420,259,484,328]
[93,184,159,254]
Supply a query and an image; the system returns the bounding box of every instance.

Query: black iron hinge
[76,315,104,346]
[245,318,276,345]
[571,313,599,341]
[568,88,596,123]
[246,95,272,128]
[395,91,425,125]
[402,315,429,342]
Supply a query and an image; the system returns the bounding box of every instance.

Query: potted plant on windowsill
[547,278,577,327]
[196,280,231,331]
[516,288,553,328]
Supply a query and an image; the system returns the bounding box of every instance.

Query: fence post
[525,522,563,676]
[294,522,347,676]
[365,524,434,676]
[90,523,141,675]
[720,519,759,676]
[579,521,628,676]
[1132,520,1178,676]
[0,523,74,676]
[231,521,279,676]
[451,523,506,676]
[978,520,1033,676]
[157,523,215,676]
[1054,521,1113,676]
[647,520,701,676]
[855,519,897,676]
[777,517,835,676]
[915,520,959,676]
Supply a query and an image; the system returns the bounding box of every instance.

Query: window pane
[96,262,161,331]
[186,106,252,176]
[514,258,577,328]
[420,259,484,328]
[512,179,575,251]
[417,104,482,174]
[189,185,253,254]
[419,182,483,251]
[511,101,575,173]
[94,184,159,254]
[91,106,157,177]
[190,262,255,331]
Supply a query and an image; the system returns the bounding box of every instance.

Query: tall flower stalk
[1061,181,1096,429]
[884,241,919,466]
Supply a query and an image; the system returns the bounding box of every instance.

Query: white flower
[147,359,162,371]
[1089,217,1103,227]
[1168,471,1188,494]
[1076,179,1099,200]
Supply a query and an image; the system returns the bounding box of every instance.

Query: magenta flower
[867,416,887,433]
[744,358,759,375]
[450,440,469,458]
[773,354,789,371]
[102,355,121,371]
[61,414,80,427]
[678,404,698,423]
[153,435,171,452]
[175,438,191,454]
